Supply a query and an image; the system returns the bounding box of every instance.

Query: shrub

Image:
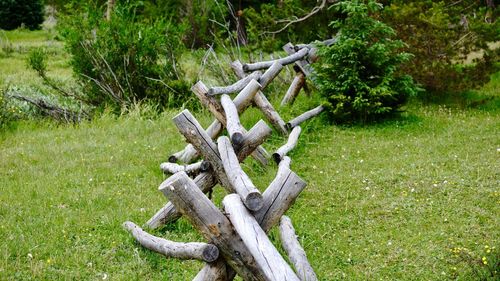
[314,0,420,124]
[60,2,192,111]
[0,0,44,30]
[381,1,500,98]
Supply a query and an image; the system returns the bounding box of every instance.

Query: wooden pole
[279,216,318,281]
[286,106,324,130]
[160,160,210,176]
[283,43,311,77]
[218,136,263,211]
[281,72,305,107]
[208,71,261,96]
[258,61,283,89]
[191,81,269,165]
[220,94,244,146]
[231,60,288,135]
[223,194,300,281]
[123,221,219,262]
[243,48,309,72]
[159,172,268,281]
[146,119,271,229]
[273,126,302,163]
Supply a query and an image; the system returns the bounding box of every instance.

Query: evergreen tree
[0,0,44,30]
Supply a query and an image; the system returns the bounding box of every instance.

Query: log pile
[124,41,331,280]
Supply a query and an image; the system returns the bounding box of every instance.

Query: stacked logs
[124,41,331,280]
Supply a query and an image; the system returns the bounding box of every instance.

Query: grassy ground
[1,29,499,280]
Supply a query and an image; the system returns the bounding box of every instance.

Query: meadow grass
[1,28,499,280]
[1,94,499,280]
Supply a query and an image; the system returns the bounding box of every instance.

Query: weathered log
[286,105,324,130]
[123,221,219,262]
[192,259,232,281]
[253,167,307,232]
[222,194,300,281]
[169,121,223,164]
[208,71,261,96]
[172,110,233,190]
[146,120,271,229]
[283,43,311,77]
[146,172,217,229]
[192,81,269,165]
[279,216,318,281]
[258,61,283,89]
[159,172,267,281]
[220,94,244,146]
[232,79,262,113]
[218,136,263,211]
[281,72,305,107]
[273,126,302,164]
[237,120,272,162]
[197,167,307,279]
[242,47,309,72]
[160,160,210,176]
[231,61,288,135]
[278,156,291,172]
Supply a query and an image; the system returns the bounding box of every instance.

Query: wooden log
[197,167,307,280]
[223,194,300,281]
[253,167,307,232]
[169,121,223,164]
[286,106,324,130]
[258,61,283,89]
[218,136,263,211]
[208,71,261,96]
[146,120,271,229]
[192,259,232,281]
[283,43,311,77]
[279,216,318,281]
[159,172,267,281]
[146,172,217,229]
[173,110,232,190]
[242,47,309,72]
[192,81,269,165]
[123,221,219,262]
[232,79,262,112]
[273,126,302,164]
[231,61,288,135]
[160,160,210,176]
[220,94,244,147]
[278,156,291,172]
[237,120,272,162]
[281,72,305,107]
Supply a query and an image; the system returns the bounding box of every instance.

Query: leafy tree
[314,0,420,123]
[0,0,44,30]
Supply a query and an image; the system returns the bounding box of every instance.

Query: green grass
[1,28,499,280]
[1,98,499,280]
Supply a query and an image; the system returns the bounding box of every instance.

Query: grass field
[1,29,499,280]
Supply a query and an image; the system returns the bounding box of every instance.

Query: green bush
[0,0,44,30]
[381,1,499,98]
[60,2,193,111]
[314,0,420,124]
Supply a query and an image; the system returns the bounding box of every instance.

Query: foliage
[381,0,500,98]
[244,0,332,51]
[60,2,193,111]
[314,0,420,124]
[0,0,44,30]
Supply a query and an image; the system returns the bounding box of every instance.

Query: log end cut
[202,244,220,263]
[245,191,264,211]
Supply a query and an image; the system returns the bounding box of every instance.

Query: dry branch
[123,221,219,262]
